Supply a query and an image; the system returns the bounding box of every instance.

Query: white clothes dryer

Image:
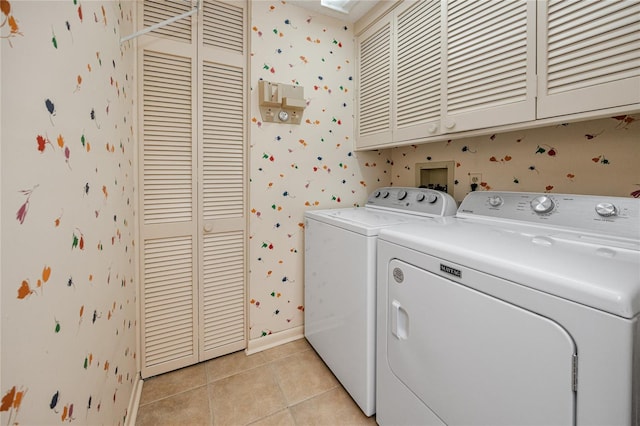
[304,187,457,416]
[377,191,640,426]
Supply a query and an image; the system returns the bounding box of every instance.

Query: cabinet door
[356,16,393,149]
[394,0,442,141]
[442,0,536,133]
[537,0,640,118]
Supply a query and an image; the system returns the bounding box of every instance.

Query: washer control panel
[458,191,640,239]
[366,187,457,217]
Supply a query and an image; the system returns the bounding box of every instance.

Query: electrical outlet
[469,173,482,184]
[469,173,482,192]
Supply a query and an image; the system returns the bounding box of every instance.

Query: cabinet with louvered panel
[537,0,640,118]
[356,0,441,149]
[441,0,536,133]
[138,0,247,378]
[355,0,639,150]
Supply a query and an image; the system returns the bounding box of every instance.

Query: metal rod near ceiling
[120,0,201,44]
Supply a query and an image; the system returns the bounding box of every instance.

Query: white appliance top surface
[380,192,640,318]
[304,187,457,236]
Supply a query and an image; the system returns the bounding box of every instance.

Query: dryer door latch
[572,354,579,392]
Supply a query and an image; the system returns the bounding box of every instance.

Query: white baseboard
[125,374,144,426]
[245,326,304,355]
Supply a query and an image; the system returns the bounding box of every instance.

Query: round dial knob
[488,195,503,207]
[374,191,381,198]
[426,194,438,204]
[278,110,289,121]
[416,193,426,202]
[595,202,617,217]
[381,191,390,199]
[530,196,555,214]
[397,190,408,201]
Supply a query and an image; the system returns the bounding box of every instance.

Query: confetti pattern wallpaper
[390,116,640,202]
[249,1,392,341]
[247,2,639,346]
[1,1,137,424]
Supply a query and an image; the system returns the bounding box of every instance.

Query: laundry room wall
[1,1,137,424]
[390,116,640,202]
[249,1,391,346]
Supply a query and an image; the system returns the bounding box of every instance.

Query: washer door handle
[391,300,409,340]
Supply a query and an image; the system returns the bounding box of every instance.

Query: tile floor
[135,338,377,425]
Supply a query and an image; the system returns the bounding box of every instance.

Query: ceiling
[286,0,381,23]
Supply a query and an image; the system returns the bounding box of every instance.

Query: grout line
[138,382,209,407]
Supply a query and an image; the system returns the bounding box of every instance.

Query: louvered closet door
[537,0,640,118]
[357,16,393,149]
[138,0,246,378]
[442,0,536,132]
[394,0,441,141]
[198,0,247,361]
[139,23,199,377]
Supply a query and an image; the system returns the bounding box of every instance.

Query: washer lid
[379,219,640,318]
[305,207,426,236]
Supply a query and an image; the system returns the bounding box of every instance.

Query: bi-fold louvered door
[537,0,640,118]
[138,0,247,378]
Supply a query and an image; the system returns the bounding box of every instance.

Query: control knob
[530,195,555,214]
[381,191,390,198]
[374,191,381,198]
[595,202,617,217]
[426,194,438,204]
[416,193,426,202]
[397,190,408,201]
[488,195,503,207]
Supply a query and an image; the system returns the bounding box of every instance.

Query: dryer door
[387,259,576,426]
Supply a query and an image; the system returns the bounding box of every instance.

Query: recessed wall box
[258,80,306,125]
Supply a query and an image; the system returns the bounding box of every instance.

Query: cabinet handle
[427,124,437,133]
[444,119,456,130]
[204,224,213,232]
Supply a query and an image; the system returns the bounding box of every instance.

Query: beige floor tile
[290,387,377,426]
[271,349,339,405]
[209,366,287,425]
[248,409,296,426]
[261,338,312,363]
[205,349,268,382]
[136,385,211,426]
[139,363,207,405]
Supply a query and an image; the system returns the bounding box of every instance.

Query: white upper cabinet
[355,0,639,150]
[395,0,442,141]
[357,15,393,148]
[441,0,536,133]
[356,0,441,149]
[537,0,640,118]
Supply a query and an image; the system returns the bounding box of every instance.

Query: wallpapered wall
[249,1,391,341]
[391,116,640,201]
[248,2,640,346]
[1,1,137,424]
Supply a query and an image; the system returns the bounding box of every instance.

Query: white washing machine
[377,191,640,426]
[304,187,457,416]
